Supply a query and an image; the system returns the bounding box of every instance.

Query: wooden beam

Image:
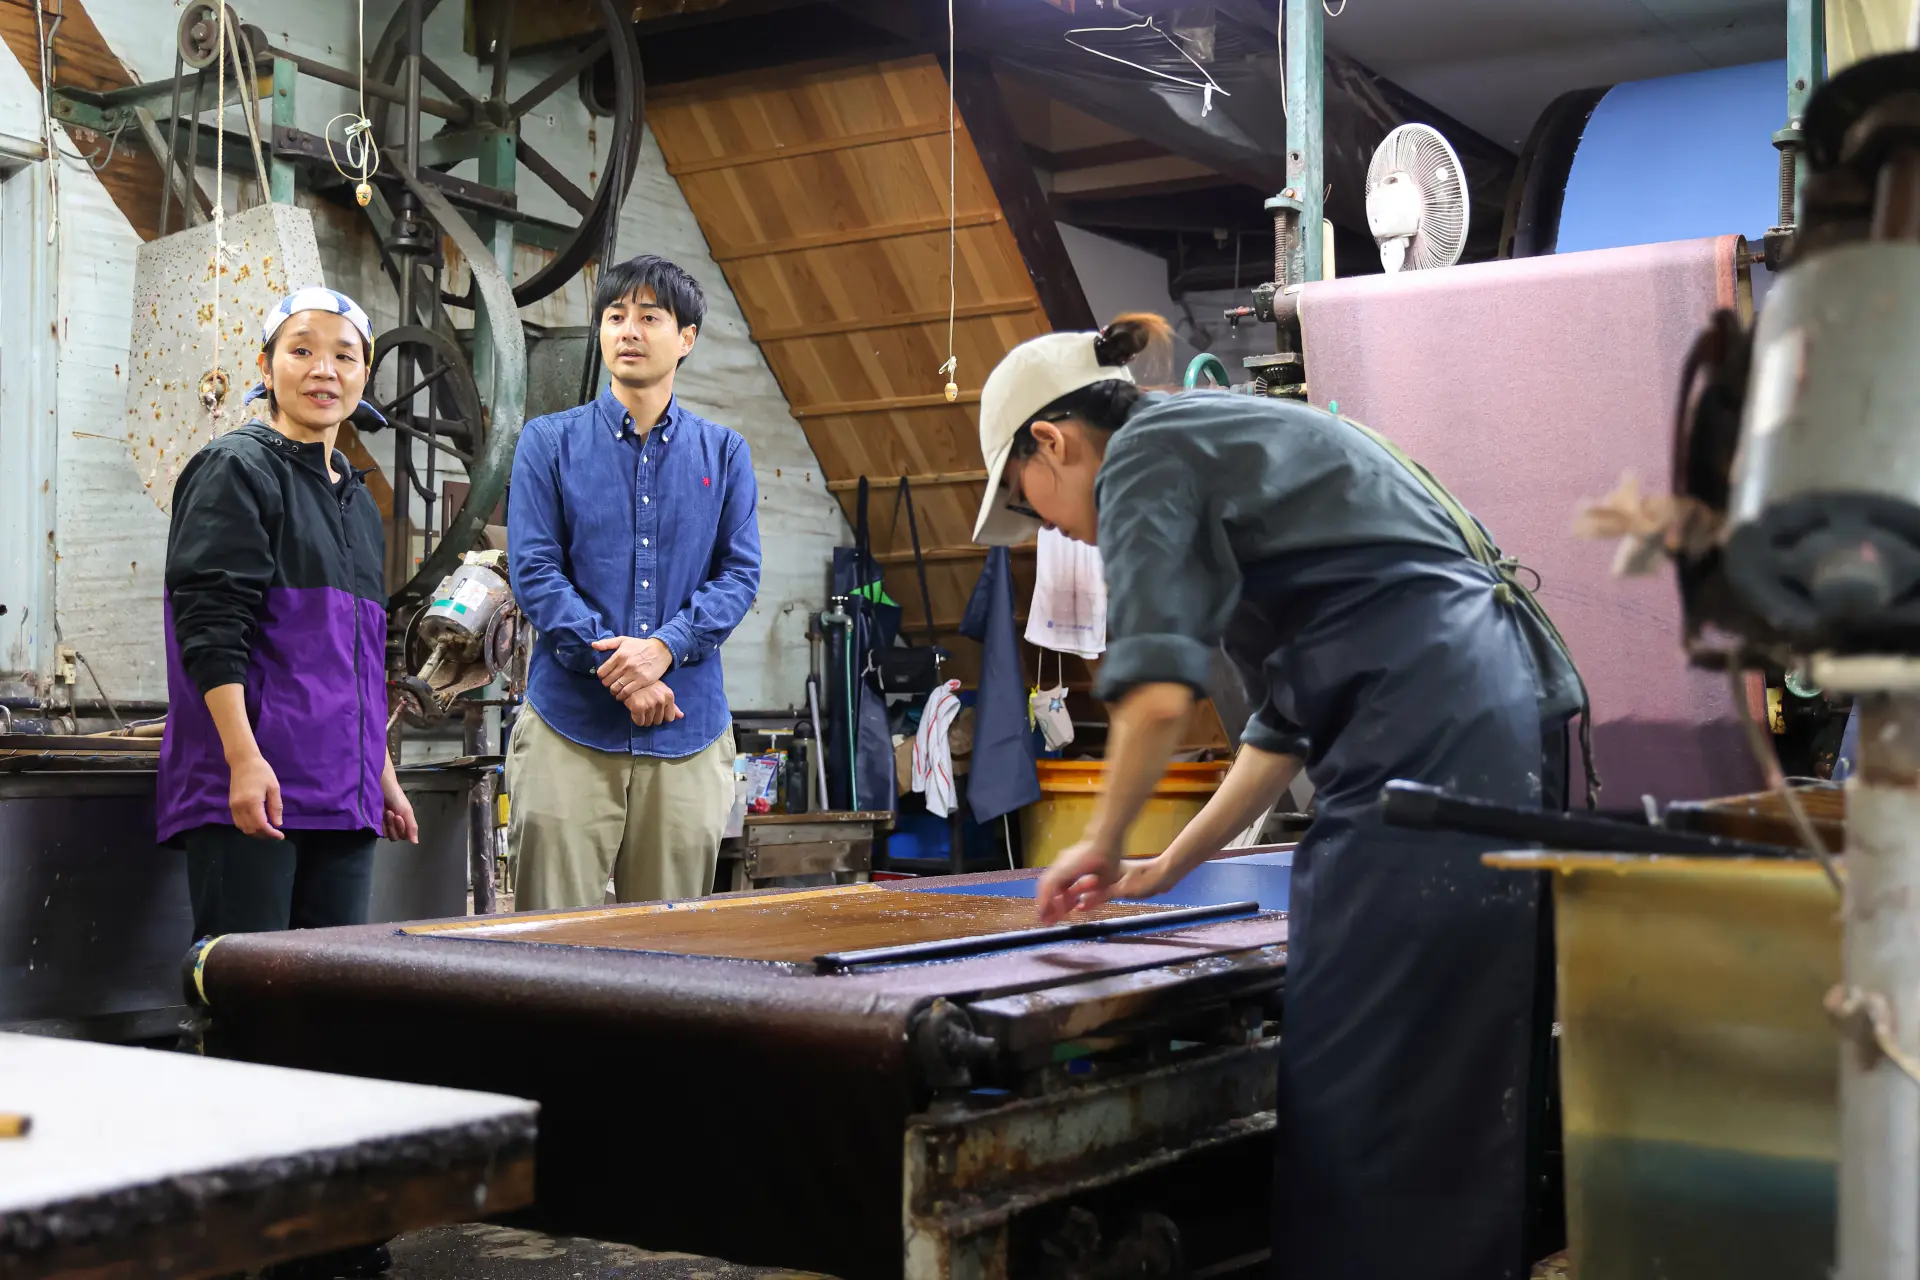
[0,0,169,241]
[1054,172,1235,203]
[793,390,981,418]
[826,469,986,493]
[751,299,1037,343]
[669,120,954,175]
[951,52,1095,332]
[710,209,1002,262]
[1027,138,1170,172]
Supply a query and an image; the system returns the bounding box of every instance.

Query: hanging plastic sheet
[992,5,1514,255]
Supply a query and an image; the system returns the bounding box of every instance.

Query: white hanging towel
[1025,527,1107,658]
[913,680,965,818]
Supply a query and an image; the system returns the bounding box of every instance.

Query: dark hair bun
[1092,312,1174,368]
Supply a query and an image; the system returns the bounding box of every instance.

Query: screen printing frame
[188,858,1293,1278]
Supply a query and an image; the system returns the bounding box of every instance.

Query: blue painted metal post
[1282,0,1325,285]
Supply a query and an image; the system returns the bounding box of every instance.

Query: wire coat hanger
[1065,8,1231,116]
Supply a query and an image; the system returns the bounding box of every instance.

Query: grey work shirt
[1092,390,1584,750]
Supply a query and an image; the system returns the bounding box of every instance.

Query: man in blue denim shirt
[505,256,761,909]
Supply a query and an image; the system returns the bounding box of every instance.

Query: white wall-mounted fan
[1365,123,1470,273]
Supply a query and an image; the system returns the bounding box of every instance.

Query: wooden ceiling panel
[652,59,952,164]
[723,226,1038,332]
[793,404,982,481]
[760,311,1047,411]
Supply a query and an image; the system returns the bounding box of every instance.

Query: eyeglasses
[1000,459,1041,522]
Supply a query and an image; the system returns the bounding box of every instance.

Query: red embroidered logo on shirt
[702,476,711,486]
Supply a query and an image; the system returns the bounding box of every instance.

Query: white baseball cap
[972,330,1135,545]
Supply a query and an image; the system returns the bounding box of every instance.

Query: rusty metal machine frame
[185,870,1293,1279]
[903,1040,1278,1279]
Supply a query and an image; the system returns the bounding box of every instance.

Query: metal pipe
[389,0,426,596]
[1837,691,1920,1280]
[260,47,459,119]
[1282,0,1325,285]
[403,1,424,180]
[463,704,495,915]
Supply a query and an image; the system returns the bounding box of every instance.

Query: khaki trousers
[506,702,735,911]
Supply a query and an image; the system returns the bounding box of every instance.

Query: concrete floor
[385,1226,829,1280]
[374,1226,1571,1279]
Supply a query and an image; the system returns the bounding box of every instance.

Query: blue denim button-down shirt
[508,390,761,757]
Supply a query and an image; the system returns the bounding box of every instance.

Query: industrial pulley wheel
[367,324,491,605]
[175,2,224,69]
[368,325,488,471]
[363,0,644,308]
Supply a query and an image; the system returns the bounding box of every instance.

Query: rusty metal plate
[405,884,1167,964]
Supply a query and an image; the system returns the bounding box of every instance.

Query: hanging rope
[938,0,959,404]
[324,0,380,207]
[205,0,232,431]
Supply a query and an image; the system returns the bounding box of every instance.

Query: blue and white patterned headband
[244,287,387,428]
[261,287,374,348]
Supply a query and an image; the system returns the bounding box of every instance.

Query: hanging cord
[73,651,122,729]
[82,112,129,171]
[206,0,232,431]
[1727,660,1843,894]
[1066,13,1230,116]
[324,0,380,207]
[937,0,959,403]
[1275,0,1285,118]
[32,0,60,247]
[1324,0,1347,15]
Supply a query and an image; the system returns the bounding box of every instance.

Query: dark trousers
[183,824,377,938]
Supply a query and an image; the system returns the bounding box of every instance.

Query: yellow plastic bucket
[1020,760,1230,867]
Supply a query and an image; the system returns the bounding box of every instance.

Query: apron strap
[1338,415,1600,809]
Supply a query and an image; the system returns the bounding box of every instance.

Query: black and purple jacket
[157,421,387,844]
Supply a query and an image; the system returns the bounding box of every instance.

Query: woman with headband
[973,314,1586,1280]
[160,287,419,945]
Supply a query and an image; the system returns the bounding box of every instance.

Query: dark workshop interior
[0,0,1910,1278]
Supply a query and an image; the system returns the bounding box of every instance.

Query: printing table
[189,852,1293,1279]
[0,1033,536,1280]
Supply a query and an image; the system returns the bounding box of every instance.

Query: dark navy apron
[1229,544,1552,1280]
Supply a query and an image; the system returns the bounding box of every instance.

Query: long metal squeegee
[812,901,1263,974]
